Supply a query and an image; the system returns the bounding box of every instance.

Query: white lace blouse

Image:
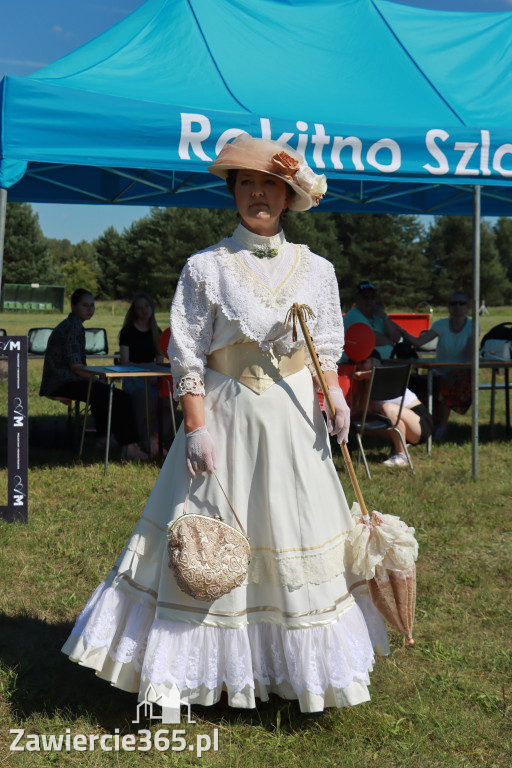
[168,224,344,397]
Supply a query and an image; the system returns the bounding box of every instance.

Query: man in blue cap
[342,281,402,361]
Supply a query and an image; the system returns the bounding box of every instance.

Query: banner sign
[3,75,512,188]
[177,115,512,184]
[1,336,28,523]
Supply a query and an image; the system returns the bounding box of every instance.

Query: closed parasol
[347,503,417,645]
[287,303,418,646]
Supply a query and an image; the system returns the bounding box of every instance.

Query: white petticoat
[63,367,389,712]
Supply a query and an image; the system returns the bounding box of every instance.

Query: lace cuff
[319,355,338,373]
[305,354,338,378]
[175,373,205,400]
[305,355,339,393]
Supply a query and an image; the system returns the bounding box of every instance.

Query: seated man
[343,281,403,361]
[40,288,147,460]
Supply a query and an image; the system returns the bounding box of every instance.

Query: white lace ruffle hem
[62,582,376,712]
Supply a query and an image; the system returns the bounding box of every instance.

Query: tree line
[3,202,512,312]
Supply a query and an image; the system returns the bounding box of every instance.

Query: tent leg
[0,188,7,307]
[471,186,481,479]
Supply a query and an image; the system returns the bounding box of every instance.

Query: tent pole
[0,188,6,307]
[471,186,481,479]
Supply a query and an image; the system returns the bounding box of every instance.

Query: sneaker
[433,427,447,441]
[383,452,409,467]
[122,443,149,461]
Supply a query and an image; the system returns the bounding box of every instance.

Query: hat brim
[208,162,313,212]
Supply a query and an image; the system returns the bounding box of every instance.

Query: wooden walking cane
[287,304,418,647]
[286,303,370,518]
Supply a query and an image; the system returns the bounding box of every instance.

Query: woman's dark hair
[226,169,238,196]
[225,168,296,210]
[120,292,161,357]
[70,288,93,306]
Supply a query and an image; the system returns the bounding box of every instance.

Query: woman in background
[401,290,472,440]
[429,291,472,440]
[119,292,169,457]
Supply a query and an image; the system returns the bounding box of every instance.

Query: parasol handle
[288,303,369,518]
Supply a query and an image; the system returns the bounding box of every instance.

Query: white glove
[325,386,351,445]
[185,426,216,478]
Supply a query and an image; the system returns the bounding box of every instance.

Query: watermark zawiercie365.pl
[10,685,219,756]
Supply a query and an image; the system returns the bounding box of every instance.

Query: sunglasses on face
[449,300,467,306]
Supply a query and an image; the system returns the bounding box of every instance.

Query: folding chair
[46,395,82,446]
[350,363,414,479]
[31,324,91,450]
[43,394,93,453]
[84,327,109,356]
[27,327,53,355]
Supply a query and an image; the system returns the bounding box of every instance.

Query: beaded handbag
[167,474,250,602]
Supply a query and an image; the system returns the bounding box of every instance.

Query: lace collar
[228,223,286,255]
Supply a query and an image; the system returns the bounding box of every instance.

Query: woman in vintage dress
[62,135,388,713]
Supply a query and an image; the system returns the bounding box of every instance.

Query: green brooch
[252,248,278,259]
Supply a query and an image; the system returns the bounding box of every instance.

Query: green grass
[0,306,511,766]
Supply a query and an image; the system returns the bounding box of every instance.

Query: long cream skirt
[62,367,388,712]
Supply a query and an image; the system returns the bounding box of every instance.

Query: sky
[1,0,512,244]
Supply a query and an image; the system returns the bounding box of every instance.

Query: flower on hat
[296,164,327,203]
[272,151,301,175]
[271,152,327,206]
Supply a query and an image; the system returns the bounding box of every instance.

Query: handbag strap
[183,472,248,539]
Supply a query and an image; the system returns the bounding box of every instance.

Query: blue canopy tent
[2,0,512,474]
[2,0,512,211]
